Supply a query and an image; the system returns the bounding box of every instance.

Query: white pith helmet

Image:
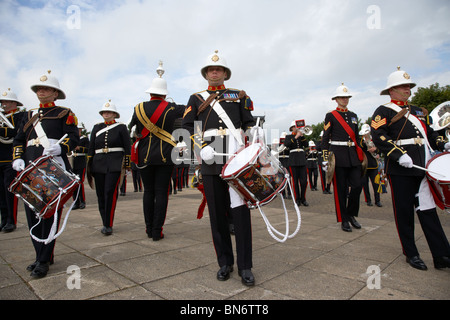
[30,70,66,100]
[332,83,352,100]
[309,140,316,147]
[272,138,279,144]
[201,50,231,81]
[380,67,416,95]
[289,121,296,131]
[0,88,23,106]
[145,60,168,96]
[99,100,120,118]
[280,131,287,139]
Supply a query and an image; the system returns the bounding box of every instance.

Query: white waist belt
[203,128,240,138]
[290,148,304,152]
[95,147,124,154]
[395,138,424,146]
[27,138,59,147]
[72,152,87,157]
[330,140,355,147]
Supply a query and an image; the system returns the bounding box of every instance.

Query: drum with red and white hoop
[426,152,450,211]
[221,143,288,208]
[9,155,80,219]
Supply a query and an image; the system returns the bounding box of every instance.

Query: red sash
[131,101,169,163]
[331,110,364,162]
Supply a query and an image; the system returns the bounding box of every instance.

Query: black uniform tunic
[0,110,26,227]
[321,107,362,223]
[182,85,255,270]
[88,120,131,229]
[284,134,308,205]
[128,96,185,239]
[13,102,79,264]
[371,100,449,258]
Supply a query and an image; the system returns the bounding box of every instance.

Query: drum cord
[29,185,80,244]
[256,175,301,243]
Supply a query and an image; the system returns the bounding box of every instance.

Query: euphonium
[359,124,378,159]
[300,125,313,136]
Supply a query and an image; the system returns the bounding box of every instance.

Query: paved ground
[0,178,449,303]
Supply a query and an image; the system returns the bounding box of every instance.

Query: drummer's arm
[61,110,80,155]
[182,97,203,161]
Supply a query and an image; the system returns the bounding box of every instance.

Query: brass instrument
[430,101,450,141]
[299,125,313,136]
[359,124,378,159]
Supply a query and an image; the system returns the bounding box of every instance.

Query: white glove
[445,142,450,151]
[322,161,328,172]
[12,159,25,172]
[200,145,215,161]
[43,143,61,156]
[398,154,413,168]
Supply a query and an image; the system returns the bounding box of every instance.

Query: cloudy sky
[1,0,449,142]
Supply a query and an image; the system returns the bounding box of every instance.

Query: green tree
[410,83,450,113]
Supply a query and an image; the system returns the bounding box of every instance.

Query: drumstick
[251,117,261,145]
[412,164,446,177]
[56,134,68,145]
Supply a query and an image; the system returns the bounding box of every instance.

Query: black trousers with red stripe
[94,172,121,228]
[388,174,450,258]
[0,164,18,225]
[203,175,252,270]
[139,165,173,238]
[332,165,362,223]
[289,165,307,204]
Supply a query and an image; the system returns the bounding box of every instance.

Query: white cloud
[1,0,449,143]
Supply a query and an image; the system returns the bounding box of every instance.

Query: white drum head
[223,143,261,176]
[427,153,450,181]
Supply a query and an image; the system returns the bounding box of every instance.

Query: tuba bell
[430,101,450,140]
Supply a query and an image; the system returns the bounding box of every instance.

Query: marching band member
[12,70,79,278]
[278,132,291,199]
[182,50,257,286]
[284,122,309,206]
[71,124,89,209]
[0,89,25,232]
[359,124,382,207]
[316,131,331,194]
[306,140,319,191]
[371,67,450,270]
[128,62,185,241]
[88,100,131,236]
[321,83,363,232]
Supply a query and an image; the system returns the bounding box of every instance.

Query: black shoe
[153,233,164,241]
[27,261,38,272]
[375,202,382,207]
[301,200,309,207]
[30,262,50,278]
[433,256,450,269]
[238,269,255,286]
[406,256,428,270]
[367,201,373,206]
[79,202,86,209]
[101,226,113,235]
[72,203,80,210]
[0,222,5,232]
[341,221,352,232]
[217,265,233,281]
[349,216,361,229]
[2,223,16,232]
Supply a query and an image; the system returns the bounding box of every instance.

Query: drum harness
[384,103,437,211]
[198,92,301,242]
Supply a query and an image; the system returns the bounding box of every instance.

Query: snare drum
[426,152,450,210]
[221,143,288,208]
[9,155,80,219]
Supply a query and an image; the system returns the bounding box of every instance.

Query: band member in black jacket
[371,67,450,270]
[321,84,363,232]
[0,89,25,232]
[128,62,185,241]
[12,71,79,278]
[88,101,131,236]
[182,50,256,286]
[72,124,89,209]
[284,122,309,206]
